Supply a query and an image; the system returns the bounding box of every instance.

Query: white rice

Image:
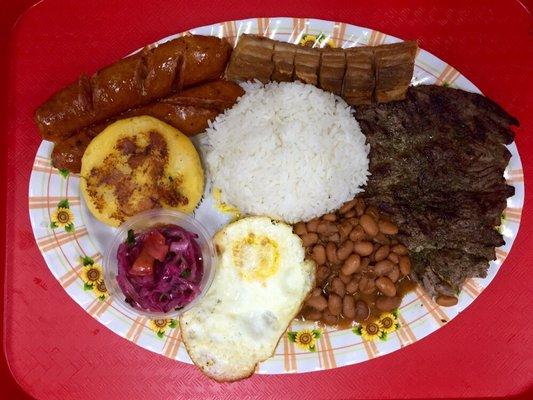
[201,81,370,223]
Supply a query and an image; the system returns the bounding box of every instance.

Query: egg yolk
[231,233,280,281]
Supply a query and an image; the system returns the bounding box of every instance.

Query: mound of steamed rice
[202,81,370,223]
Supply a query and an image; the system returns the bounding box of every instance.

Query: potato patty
[80,116,204,226]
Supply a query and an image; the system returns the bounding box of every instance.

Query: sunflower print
[287,328,322,352]
[149,319,178,338]
[79,256,107,300]
[379,312,400,334]
[299,33,335,48]
[353,310,401,341]
[50,199,75,232]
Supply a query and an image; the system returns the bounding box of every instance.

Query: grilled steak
[355,84,518,298]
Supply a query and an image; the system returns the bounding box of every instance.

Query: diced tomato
[130,248,154,276]
[143,230,169,262]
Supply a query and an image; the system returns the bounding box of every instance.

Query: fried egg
[180,217,315,381]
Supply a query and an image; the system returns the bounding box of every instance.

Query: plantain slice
[80,115,204,227]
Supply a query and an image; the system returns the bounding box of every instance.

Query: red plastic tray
[2,0,533,398]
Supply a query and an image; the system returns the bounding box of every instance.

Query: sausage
[51,80,244,172]
[36,35,232,141]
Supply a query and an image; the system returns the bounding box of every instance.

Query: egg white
[180,216,315,381]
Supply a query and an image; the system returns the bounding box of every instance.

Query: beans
[376,276,397,297]
[304,309,322,321]
[374,232,390,245]
[436,295,458,307]
[294,196,412,327]
[337,240,354,261]
[365,205,379,220]
[330,277,346,297]
[317,221,337,235]
[301,233,318,247]
[338,199,355,214]
[399,256,411,276]
[355,198,366,216]
[339,272,352,284]
[306,294,328,311]
[375,245,390,262]
[359,214,379,237]
[311,245,326,265]
[294,222,307,236]
[322,310,339,325]
[342,296,356,319]
[349,226,365,242]
[353,241,373,256]
[326,242,338,263]
[354,300,370,322]
[375,295,402,311]
[323,213,337,222]
[338,222,353,241]
[328,294,343,315]
[387,252,400,264]
[316,266,330,282]
[359,276,376,295]
[374,259,395,276]
[391,244,408,256]
[341,254,361,275]
[386,265,400,283]
[306,219,319,233]
[378,219,399,235]
[345,279,359,294]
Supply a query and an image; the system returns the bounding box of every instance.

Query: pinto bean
[323,213,337,222]
[343,210,356,218]
[391,244,408,256]
[373,259,395,276]
[374,245,390,262]
[387,252,400,264]
[353,241,374,256]
[316,266,330,282]
[374,232,391,245]
[327,232,340,243]
[376,276,397,297]
[311,245,326,265]
[375,295,402,311]
[361,257,371,270]
[354,300,370,321]
[399,256,411,276]
[349,226,366,242]
[306,294,328,311]
[301,233,318,247]
[359,276,376,295]
[341,253,361,275]
[328,294,343,315]
[347,217,359,226]
[294,222,307,236]
[339,199,357,214]
[306,219,319,233]
[342,296,356,319]
[326,242,338,263]
[304,309,323,321]
[339,272,352,284]
[378,219,399,235]
[330,278,346,297]
[317,221,337,235]
[355,198,366,216]
[436,295,458,307]
[386,265,401,283]
[322,310,339,325]
[346,279,359,294]
[365,205,379,220]
[359,214,379,237]
[338,222,353,241]
[337,240,354,261]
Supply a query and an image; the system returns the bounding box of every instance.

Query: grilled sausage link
[36,35,232,142]
[51,80,244,173]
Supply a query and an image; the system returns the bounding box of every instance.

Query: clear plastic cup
[103,209,216,319]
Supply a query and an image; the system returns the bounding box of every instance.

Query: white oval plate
[29,17,523,374]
